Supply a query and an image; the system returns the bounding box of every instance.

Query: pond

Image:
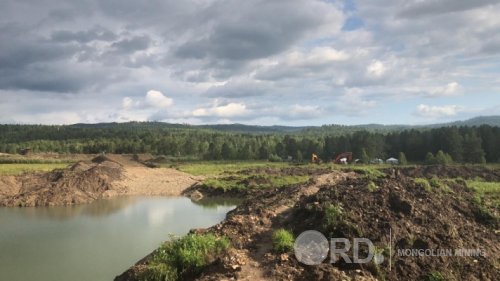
[0,196,239,281]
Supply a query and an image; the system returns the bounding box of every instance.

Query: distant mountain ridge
[68,115,500,134]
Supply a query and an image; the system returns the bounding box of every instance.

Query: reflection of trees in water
[192,197,242,209]
[13,197,138,220]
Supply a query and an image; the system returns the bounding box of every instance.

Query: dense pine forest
[0,122,499,163]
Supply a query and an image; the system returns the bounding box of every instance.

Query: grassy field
[170,161,290,176]
[466,179,500,208]
[0,163,71,175]
[169,161,315,191]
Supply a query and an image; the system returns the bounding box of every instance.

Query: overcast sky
[1,0,499,126]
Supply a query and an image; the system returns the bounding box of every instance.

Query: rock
[190,190,204,201]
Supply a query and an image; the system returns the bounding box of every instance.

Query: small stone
[280,253,289,261]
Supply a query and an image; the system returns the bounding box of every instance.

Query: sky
[0,0,499,126]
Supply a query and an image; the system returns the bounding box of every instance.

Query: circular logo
[373,253,385,265]
[294,230,329,265]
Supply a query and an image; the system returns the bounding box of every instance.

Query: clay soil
[0,154,201,207]
[118,166,499,281]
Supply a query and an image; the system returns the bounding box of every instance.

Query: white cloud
[366,60,387,78]
[122,97,133,109]
[192,102,248,118]
[428,82,463,97]
[288,105,322,119]
[415,104,464,118]
[145,90,173,108]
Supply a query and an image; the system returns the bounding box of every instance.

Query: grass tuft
[272,229,295,253]
[140,233,230,281]
[414,178,432,192]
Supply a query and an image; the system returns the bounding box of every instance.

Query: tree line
[0,123,498,163]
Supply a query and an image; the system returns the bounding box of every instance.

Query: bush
[272,229,295,253]
[268,153,282,162]
[435,150,453,165]
[324,203,344,228]
[415,178,432,192]
[367,181,378,192]
[398,152,408,165]
[429,177,452,193]
[141,234,230,281]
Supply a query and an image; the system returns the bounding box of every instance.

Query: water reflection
[0,196,238,281]
[192,197,243,209]
[6,196,138,220]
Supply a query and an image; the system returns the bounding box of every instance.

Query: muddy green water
[0,197,238,281]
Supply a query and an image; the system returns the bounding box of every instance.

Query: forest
[0,123,498,164]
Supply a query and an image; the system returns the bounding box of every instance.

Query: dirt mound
[288,175,499,280]
[114,167,201,196]
[0,160,123,207]
[118,167,499,281]
[391,165,500,181]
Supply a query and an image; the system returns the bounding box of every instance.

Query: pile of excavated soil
[288,176,499,280]
[114,166,201,196]
[117,167,499,281]
[0,154,202,207]
[0,160,123,207]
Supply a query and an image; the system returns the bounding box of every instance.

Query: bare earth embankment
[0,154,201,207]
[117,165,499,281]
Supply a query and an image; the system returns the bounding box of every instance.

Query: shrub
[272,229,295,253]
[324,203,344,228]
[429,177,452,193]
[367,181,378,192]
[435,150,453,165]
[414,178,432,192]
[398,152,408,165]
[141,234,230,281]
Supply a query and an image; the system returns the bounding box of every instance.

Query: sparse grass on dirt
[466,179,500,208]
[367,181,379,192]
[348,166,386,179]
[272,229,295,253]
[0,163,71,175]
[414,177,432,192]
[201,174,310,191]
[429,177,453,193]
[323,203,344,229]
[426,271,446,281]
[139,234,230,281]
[172,161,288,176]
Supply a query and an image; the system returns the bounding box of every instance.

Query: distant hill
[67,116,500,135]
[430,116,500,128]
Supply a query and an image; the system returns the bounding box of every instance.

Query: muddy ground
[118,165,499,281]
[0,154,200,207]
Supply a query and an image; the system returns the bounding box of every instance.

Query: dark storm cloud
[51,27,117,43]
[174,0,341,62]
[398,0,498,18]
[110,35,152,54]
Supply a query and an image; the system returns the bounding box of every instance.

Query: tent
[386,157,399,165]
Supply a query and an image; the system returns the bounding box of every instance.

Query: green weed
[324,203,344,228]
[140,234,230,281]
[414,178,432,192]
[367,181,378,192]
[272,229,295,253]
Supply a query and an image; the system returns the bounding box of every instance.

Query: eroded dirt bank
[0,155,201,207]
[117,166,499,281]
